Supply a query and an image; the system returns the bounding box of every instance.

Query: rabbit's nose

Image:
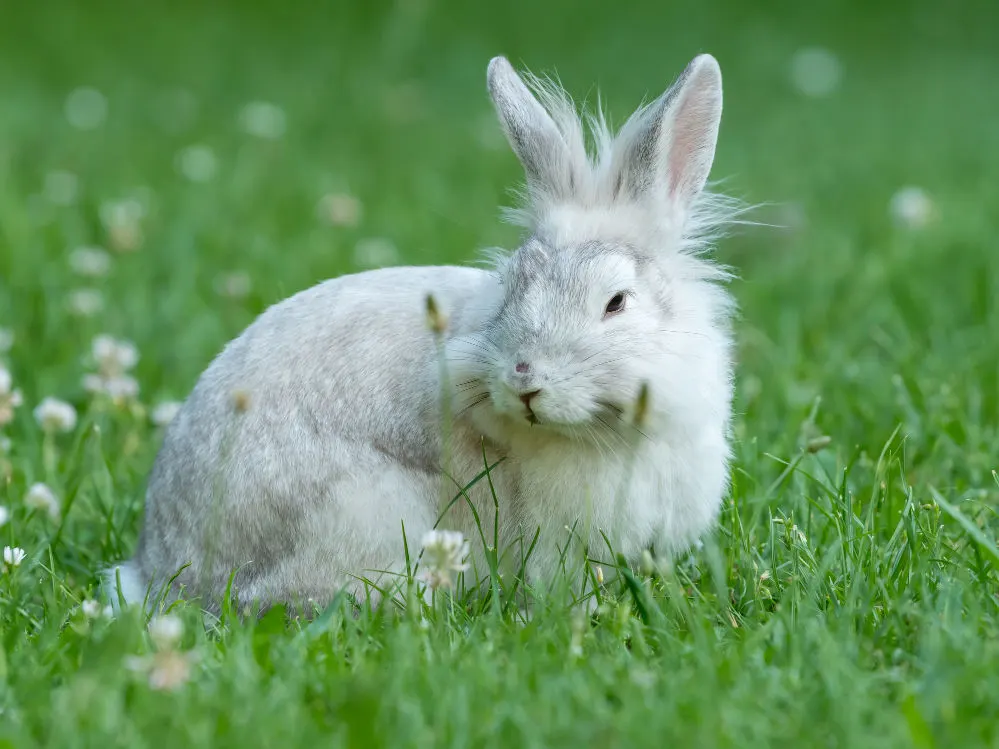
[514,362,530,373]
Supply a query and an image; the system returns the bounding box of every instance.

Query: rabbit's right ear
[487,56,573,196]
[612,54,723,221]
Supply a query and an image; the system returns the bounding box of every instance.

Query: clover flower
[0,366,23,427]
[24,483,61,523]
[419,529,470,590]
[34,397,78,433]
[3,546,26,570]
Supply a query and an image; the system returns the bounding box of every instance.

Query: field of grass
[1,0,998,745]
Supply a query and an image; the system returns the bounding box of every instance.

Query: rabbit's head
[448,55,738,444]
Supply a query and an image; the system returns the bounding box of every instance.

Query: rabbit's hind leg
[235,465,441,616]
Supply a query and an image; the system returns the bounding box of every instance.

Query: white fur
[103,561,148,614]
[103,54,741,613]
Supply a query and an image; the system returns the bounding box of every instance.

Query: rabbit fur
[104,53,738,614]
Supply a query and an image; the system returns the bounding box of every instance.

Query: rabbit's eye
[604,292,626,316]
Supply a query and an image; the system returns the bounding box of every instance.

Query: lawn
[1,0,998,746]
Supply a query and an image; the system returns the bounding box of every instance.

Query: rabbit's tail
[101,560,148,614]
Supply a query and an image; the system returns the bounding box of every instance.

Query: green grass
[2,0,999,745]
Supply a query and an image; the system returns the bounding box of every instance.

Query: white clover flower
[419,529,470,590]
[0,367,15,394]
[214,271,252,299]
[790,47,843,98]
[889,186,934,229]
[0,327,13,353]
[43,170,80,206]
[91,334,139,375]
[34,397,78,434]
[317,192,362,227]
[3,546,26,569]
[126,649,197,691]
[83,373,140,402]
[127,613,196,689]
[353,237,400,269]
[99,197,146,228]
[108,376,139,400]
[108,221,144,253]
[0,506,8,527]
[148,614,184,651]
[69,246,112,278]
[65,87,108,130]
[100,198,146,252]
[238,101,287,139]
[151,401,182,427]
[67,288,105,317]
[0,366,23,427]
[80,599,113,620]
[146,650,195,690]
[83,335,140,402]
[175,144,218,183]
[24,483,61,523]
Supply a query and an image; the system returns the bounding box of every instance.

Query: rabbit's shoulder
[251,264,499,340]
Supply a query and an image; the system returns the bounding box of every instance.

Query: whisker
[445,355,496,365]
[604,408,653,443]
[596,413,632,448]
[579,344,619,364]
[656,329,710,339]
[454,394,490,419]
[456,339,498,354]
[592,415,626,456]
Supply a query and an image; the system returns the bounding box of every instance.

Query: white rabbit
[104,53,738,614]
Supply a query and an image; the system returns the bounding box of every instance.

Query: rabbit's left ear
[614,54,723,219]
[487,56,573,196]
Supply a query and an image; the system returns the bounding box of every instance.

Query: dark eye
[604,292,627,316]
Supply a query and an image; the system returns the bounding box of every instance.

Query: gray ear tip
[487,56,513,85]
[688,53,722,82]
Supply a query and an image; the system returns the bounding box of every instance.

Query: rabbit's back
[130,264,499,608]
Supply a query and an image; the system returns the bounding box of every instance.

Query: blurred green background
[1,1,998,745]
[2,0,996,467]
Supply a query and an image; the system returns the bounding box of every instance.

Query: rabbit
[104,52,739,615]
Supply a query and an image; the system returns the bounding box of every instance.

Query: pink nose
[515,362,530,373]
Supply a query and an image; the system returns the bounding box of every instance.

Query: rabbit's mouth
[518,401,615,433]
[490,379,613,432]
[523,399,540,425]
